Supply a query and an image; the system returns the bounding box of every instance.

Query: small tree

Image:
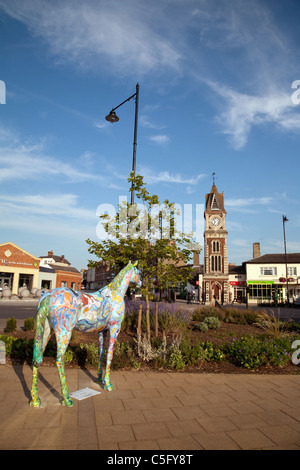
[86,173,201,340]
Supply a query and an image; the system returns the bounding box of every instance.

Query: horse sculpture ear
[132,260,138,267]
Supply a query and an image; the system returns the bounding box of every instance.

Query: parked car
[294,297,300,305]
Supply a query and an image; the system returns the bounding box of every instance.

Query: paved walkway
[0,365,300,450]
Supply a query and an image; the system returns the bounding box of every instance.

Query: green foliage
[11,338,34,360]
[64,347,74,364]
[111,341,136,370]
[158,312,188,335]
[0,334,17,355]
[224,336,264,369]
[24,317,36,331]
[223,335,297,370]
[73,343,98,367]
[193,322,209,332]
[180,340,225,365]
[203,316,221,330]
[5,317,17,332]
[192,306,222,322]
[168,348,186,370]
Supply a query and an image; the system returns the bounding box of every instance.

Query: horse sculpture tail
[32,292,52,367]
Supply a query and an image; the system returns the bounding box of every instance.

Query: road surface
[0,299,299,330]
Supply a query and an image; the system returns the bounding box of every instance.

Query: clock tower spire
[203,181,229,304]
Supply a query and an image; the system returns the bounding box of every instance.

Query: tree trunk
[145,276,151,341]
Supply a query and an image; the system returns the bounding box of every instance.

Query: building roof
[245,253,300,264]
[229,264,246,274]
[0,242,40,261]
[205,183,225,212]
[52,265,80,274]
[39,254,71,265]
[40,264,80,274]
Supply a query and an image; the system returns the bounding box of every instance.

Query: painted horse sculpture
[30,261,141,407]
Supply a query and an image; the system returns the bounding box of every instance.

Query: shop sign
[0,259,39,268]
[247,281,274,285]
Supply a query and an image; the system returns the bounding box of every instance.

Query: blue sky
[0,0,299,270]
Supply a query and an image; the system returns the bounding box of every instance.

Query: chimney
[253,242,261,259]
[61,255,65,263]
[48,250,53,257]
[193,250,200,266]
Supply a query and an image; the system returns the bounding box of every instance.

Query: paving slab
[0,364,300,451]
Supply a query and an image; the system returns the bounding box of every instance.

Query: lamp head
[105,110,119,123]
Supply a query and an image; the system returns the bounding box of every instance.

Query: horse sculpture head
[130,260,142,288]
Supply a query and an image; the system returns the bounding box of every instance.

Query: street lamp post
[105,83,140,205]
[282,215,289,303]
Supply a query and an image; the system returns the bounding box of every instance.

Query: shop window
[41,280,52,289]
[19,274,33,291]
[0,273,13,290]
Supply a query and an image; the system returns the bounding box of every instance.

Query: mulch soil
[2,321,300,375]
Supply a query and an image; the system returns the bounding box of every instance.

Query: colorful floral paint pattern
[30,261,141,407]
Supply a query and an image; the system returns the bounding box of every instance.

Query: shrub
[11,338,34,360]
[254,310,289,338]
[158,311,187,335]
[5,317,17,332]
[64,347,74,364]
[168,348,186,370]
[193,322,209,332]
[74,343,98,367]
[24,317,35,331]
[224,336,264,370]
[0,334,17,355]
[261,336,296,367]
[223,335,297,370]
[203,316,221,330]
[224,308,247,325]
[111,341,136,370]
[192,306,223,322]
[181,340,224,365]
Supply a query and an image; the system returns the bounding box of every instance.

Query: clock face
[211,216,220,227]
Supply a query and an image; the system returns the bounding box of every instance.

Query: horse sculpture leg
[30,314,51,407]
[98,330,105,384]
[55,332,74,407]
[101,324,120,391]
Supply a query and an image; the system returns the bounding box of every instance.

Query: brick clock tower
[203,181,229,304]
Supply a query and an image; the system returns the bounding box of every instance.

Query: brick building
[39,250,82,291]
[0,242,40,294]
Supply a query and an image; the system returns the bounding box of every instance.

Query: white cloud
[149,135,170,145]
[140,115,166,131]
[0,192,97,240]
[141,167,206,186]
[226,197,273,208]
[0,0,181,77]
[204,81,300,149]
[225,196,273,214]
[0,193,96,221]
[0,126,123,188]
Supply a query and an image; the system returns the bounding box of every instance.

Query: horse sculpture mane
[30,261,141,407]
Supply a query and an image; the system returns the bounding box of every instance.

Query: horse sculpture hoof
[30,397,42,407]
[99,379,113,391]
[62,397,74,407]
[103,383,113,391]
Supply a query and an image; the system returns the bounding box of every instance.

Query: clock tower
[203,181,229,304]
